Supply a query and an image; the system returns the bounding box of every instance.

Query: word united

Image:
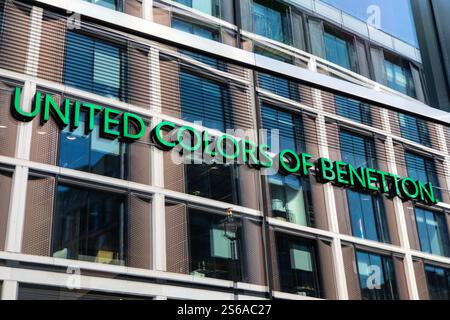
[11,87,438,205]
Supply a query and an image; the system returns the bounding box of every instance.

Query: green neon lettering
[101,108,121,139]
[11,87,40,122]
[347,164,366,189]
[42,93,69,128]
[365,168,379,191]
[400,177,419,199]
[334,161,349,185]
[258,144,273,168]
[418,181,438,204]
[279,149,301,174]
[242,140,259,167]
[82,103,102,133]
[122,112,145,141]
[216,134,239,160]
[301,153,314,176]
[317,158,335,183]
[151,121,177,150]
[177,126,201,152]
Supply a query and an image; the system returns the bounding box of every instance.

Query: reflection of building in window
[340,130,390,243]
[252,0,290,44]
[51,184,126,265]
[415,208,450,257]
[425,264,450,300]
[174,0,222,18]
[276,233,321,297]
[188,209,243,281]
[405,151,440,199]
[356,250,399,300]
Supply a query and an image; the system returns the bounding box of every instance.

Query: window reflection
[58,112,126,179]
[398,113,430,147]
[174,0,222,18]
[356,250,398,300]
[335,96,372,125]
[52,184,126,265]
[252,0,290,44]
[340,130,390,243]
[188,209,243,281]
[384,58,416,98]
[324,31,351,70]
[415,208,450,257]
[276,233,320,297]
[425,264,450,300]
[405,151,440,199]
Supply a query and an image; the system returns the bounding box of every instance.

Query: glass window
[58,113,126,179]
[262,105,311,226]
[356,250,399,300]
[415,208,450,257]
[188,209,243,281]
[384,58,416,98]
[254,47,300,102]
[276,233,320,297]
[51,184,126,265]
[174,0,222,18]
[324,31,351,70]
[320,0,418,47]
[252,0,290,44]
[186,161,239,205]
[405,151,440,199]
[64,32,122,100]
[172,17,220,42]
[335,95,371,125]
[179,69,227,131]
[83,0,119,11]
[425,264,450,300]
[340,130,390,243]
[398,113,430,147]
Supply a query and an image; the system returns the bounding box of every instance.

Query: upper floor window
[415,208,450,257]
[179,70,228,131]
[340,130,389,243]
[356,250,398,300]
[172,17,220,42]
[262,105,312,226]
[252,0,290,44]
[335,96,371,125]
[188,208,243,281]
[425,264,450,300]
[52,183,126,265]
[83,0,119,11]
[398,113,430,147]
[64,31,123,100]
[405,151,440,198]
[174,0,221,18]
[59,113,126,180]
[324,30,352,70]
[384,57,416,98]
[276,233,321,297]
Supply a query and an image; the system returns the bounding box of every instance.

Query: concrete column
[1,280,18,300]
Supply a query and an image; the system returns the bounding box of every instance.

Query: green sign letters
[10,86,439,205]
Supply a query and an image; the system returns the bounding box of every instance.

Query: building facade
[0,0,449,300]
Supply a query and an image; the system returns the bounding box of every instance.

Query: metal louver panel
[0,80,18,157]
[127,194,152,269]
[22,175,55,256]
[165,201,189,274]
[0,169,12,251]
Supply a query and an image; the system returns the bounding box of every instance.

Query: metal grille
[22,174,56,256]
[165,201,189,274]
[0,80,18,157]
[0,169,12,251]
[412,258,430,300]
[0,0,31,74]
[341,244,361,300]
[317,239,337,300]
[127,194,152,269]
[392,256,409,299]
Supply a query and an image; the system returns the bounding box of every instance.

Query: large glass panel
[174,0,222,18]
[64,32,122,100]
[398,113,430,147]
[59,113,125,179]
[83,0,118,11]
[262,105,310,226]
[405,151,440,199]
[179,69,227,131]
[425,264,450,300]
[335,96,372,125]
[340,130,389,243]
[52,184,126,265]
[186,162,238,205]
[384,58,416,98]
[188,209,243,281]
[276,233,320,297]
[356,250,398,300]
[252,0,290,44]
[415,208,450,257]
[324,31,351,70]
[172,18,219,41]
[320,0,418,47]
